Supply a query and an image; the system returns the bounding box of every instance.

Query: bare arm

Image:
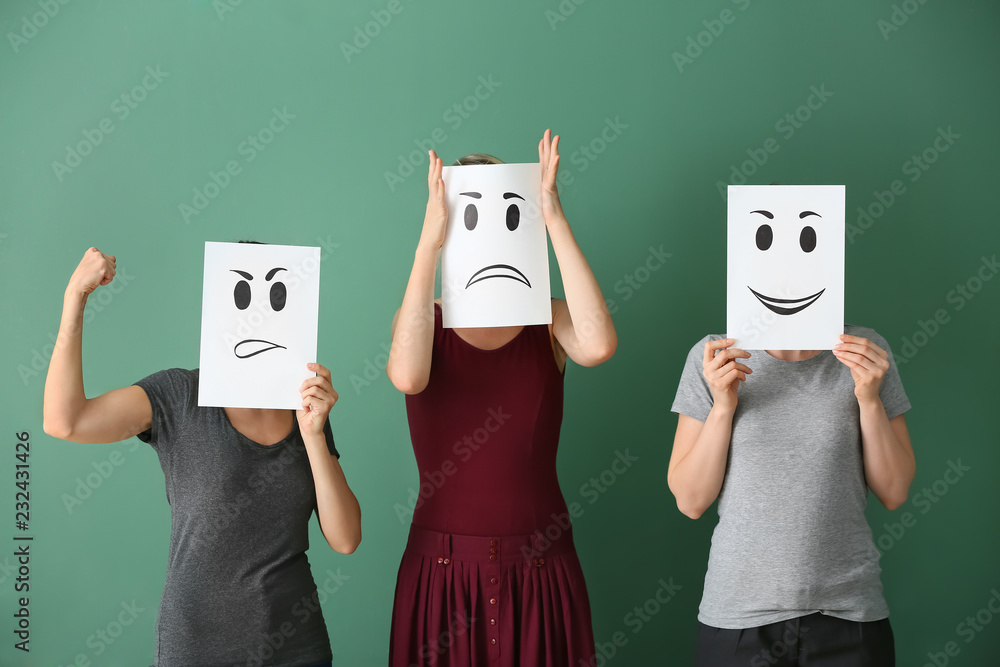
[540,130,617,367]
[834,334,915,509]
[859,411,914,510]
[667,339,751,519]
[298,363,362,554]
[43,248,152,443]
[385,150,447,395]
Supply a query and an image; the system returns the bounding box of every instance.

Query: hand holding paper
[419,150,448,253]
[833,334,890,403]
[296,362,338,437]
[702,338,752,413]
[538,129,565,225]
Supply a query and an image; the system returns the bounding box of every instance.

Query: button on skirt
[388,524,596,667]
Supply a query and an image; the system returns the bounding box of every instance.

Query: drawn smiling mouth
[466,264,531,289]
[748,287,826,315]
[234,339,287,358]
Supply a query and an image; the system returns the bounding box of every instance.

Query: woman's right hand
[67,247,116,297]
[702,338,751,413]
[417,150,448,252]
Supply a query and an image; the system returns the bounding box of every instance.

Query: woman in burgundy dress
[385,129,617,666]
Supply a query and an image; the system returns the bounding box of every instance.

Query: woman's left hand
[297,362,338,437]
[832,334,889,404]
[539,128,566,226]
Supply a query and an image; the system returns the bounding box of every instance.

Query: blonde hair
[453,153,504,166]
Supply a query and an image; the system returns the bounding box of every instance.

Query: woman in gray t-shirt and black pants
[669,327,914,666]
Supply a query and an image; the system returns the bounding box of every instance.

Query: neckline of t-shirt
[753,348,833,367]
[218,407,298,450]
[189,368,299,449]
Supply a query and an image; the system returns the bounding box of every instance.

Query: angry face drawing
[198,242,322,409]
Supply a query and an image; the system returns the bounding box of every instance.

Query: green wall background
[2,1,999,665]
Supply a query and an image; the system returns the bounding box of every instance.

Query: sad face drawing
[458,190,532,290]
[199,242,322,409]
[727,185,845,350]
[441,163,552,328]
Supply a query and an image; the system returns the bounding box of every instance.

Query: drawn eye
[506,204,520,231]
[234,280,251,310]
[799,226,816,252]
[755,224,773,251]
[464,204,478,230]
[270,282,286,311]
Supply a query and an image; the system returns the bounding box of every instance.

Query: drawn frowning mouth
[234,339,287,358]
[748,287,825,315]
[466,264,531,289]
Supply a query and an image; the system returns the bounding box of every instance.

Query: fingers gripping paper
[727,185,845,350]
[440,163,551,328]
[198,242,321,409]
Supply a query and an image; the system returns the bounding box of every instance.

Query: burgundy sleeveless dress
[388,303,596,667]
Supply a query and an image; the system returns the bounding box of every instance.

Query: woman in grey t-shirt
[669,328,913,666]
[43,247,362,666]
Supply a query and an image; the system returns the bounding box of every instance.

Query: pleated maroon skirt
[388,525,596,667]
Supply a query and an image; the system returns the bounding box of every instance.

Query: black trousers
[696,613,895,666]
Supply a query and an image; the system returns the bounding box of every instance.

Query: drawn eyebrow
[460,192,482,198]
[231,270,253,280]
[265,267,287,281]
[800,211,821,219]
[503,192,524,201]
[750,210,774,219]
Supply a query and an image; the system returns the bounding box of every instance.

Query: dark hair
[237,240,264,244]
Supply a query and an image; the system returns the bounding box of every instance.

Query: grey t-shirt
[134,368,338,667]
[671,325,911,629]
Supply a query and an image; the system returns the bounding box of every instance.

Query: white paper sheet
[198,241,321,409]
[727,185,845,350]
[440,162,551,328]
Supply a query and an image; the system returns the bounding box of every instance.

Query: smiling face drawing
[747,208,825,315]
[440,162,552,328]
[458,190,532,289]
[726,185,845,350]
[230,267,288,358]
